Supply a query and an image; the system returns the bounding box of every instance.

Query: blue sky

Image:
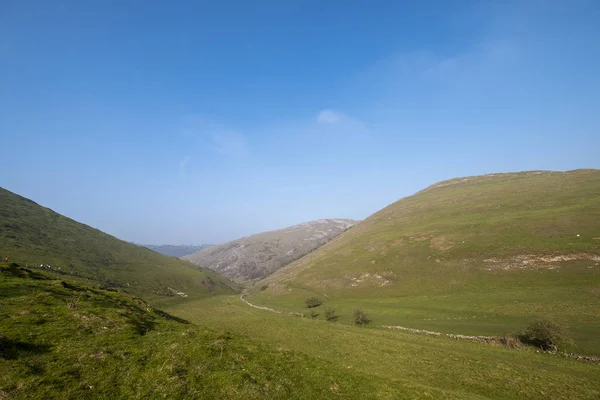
[1,0,599,245]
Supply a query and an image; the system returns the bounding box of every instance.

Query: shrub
[305,297,323,308]
[520,317,570,351]
[500,335,522,349]
[309,310,319,319]
[353,308,371,326]
[324,308,339,322]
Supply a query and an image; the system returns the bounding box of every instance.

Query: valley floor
[164,295,600,400]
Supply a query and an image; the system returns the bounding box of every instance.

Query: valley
[163,293,600,399]
[2,169,600,399]
[140,244,214,258]
[3,2,599,398]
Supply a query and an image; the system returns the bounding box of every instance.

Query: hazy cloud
[422,39,519,81]
[317,109,342,124]
[212,131,249,157]
[178,115,251,159]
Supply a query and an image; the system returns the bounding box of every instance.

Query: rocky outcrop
[183,219,356,281]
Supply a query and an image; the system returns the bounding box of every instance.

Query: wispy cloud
[317,109,342,124]
[421,39,519,82]
[178,115,251,159]
[212,131,249,157]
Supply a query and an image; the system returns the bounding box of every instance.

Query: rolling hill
[0,262,398,399]
[250,169,600,354]
[183,219,356,281]
[141,244,213,258]
[0,187,238,301]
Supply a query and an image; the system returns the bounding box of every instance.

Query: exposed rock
[183,219,356,281]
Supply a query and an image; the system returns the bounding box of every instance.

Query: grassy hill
[250,169,600,354]
[0,187,238,301]
[183,219,356,282]
[0,263,404,399]
[166,293,600,399]
[4,171,600,399]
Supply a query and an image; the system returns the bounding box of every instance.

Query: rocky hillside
[182,219,356,281]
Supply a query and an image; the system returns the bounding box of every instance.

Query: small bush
[500,335,522,349]
[305,297,323,308]
[353,308,371,326]
[309,310,319,319]
[520,317,570,351]
[324,308,339,322]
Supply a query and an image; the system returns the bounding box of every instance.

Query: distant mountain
[0,187,239,300]
[182,219,356,282]
[142,244,213,258]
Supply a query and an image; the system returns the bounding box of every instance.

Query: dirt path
[240,294,305,317]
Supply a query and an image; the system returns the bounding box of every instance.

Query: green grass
[3,170,600,399]
[0,187,239,301]
[252,170,600,354]
[166,294,600,400]
[0,263,411,399]
[6,263,597,399]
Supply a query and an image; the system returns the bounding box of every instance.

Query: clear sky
[1,1,599,245]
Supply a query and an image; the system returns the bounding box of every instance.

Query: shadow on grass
[153,308,190,324]
[0,336,51,360]
[121,307,190,335]
[2,263,50,280]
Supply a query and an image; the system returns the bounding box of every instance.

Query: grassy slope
[0,188,238,301]
[0,263,407,400]
[251,170,600,354]
[166,294,600,400]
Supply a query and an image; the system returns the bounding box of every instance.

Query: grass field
[3,265,599,400]
[248,262,600,355]
[0,187,239,300]
[1,263,410,400]
[165,294,600,399]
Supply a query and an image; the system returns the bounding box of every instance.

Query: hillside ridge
[183,218,356,282]
[416,169,598,195]
[0,187,238,300]
[251,169,600,354]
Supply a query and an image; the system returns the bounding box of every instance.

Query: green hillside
[0,263,399,399]
[0,188,238,300]
[166,294,600,400]
[251,169,600,354]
